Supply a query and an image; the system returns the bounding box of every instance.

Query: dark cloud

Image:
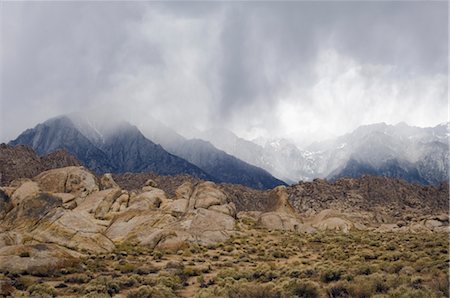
[1,2,447,144]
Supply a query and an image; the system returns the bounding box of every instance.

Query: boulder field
[0,166,447,274]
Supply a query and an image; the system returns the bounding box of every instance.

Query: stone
[100,173,119,190]
[165,199,189,216]
[189,182,228,210]
[106,210,177,244]
[128,189,168,210]
[93,188,123,219]
[0,232,23,249]
[314,217,352,233]
[258,212,314,233]
[175,182,194,200]
[53,193,76,204]
[0,244,82,274]
[424,219,444,229]
[144,179,158,188]
[10,181,40,207]
[2,192,62,230]
[35,166,99,198]
[209,203,237,218]
[31,209,115,253]
[75,188,121,214]
[0,189,12,220]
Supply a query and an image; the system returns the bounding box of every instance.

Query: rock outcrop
[35,166,99,198]
[256,186,314,233]
[106,181,237,249]
[0,167,240,274]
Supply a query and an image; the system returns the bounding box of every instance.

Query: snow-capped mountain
[199,122,449,185]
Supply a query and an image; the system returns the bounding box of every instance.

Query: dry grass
[2,220,448,297]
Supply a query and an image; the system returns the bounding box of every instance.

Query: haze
[1,1,448,146]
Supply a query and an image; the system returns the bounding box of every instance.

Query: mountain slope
[199,123,448,185]
[9,116,212,180]
[140,120,286,189]
[316,122,449,184]
[9,117,113,173]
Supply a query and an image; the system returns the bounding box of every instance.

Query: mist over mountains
[9,115,285,190]
[198,122,449,185]
[8,113,449,188]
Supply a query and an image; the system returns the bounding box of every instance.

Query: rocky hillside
[0,143,80,186]
[112,171,448,226]
[287,177,448,223]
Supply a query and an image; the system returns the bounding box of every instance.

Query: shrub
[272,250,287,258]
[27,283,56,297]
[284,280,320,298]
[118,263,136,274]
[127,285,176,298]
[327,281,350,297]
[321,269,342,283]
[153,250,164,261]
[226,282,281,298]
[224,246,234,253]
[64,273,91,283]
[19,251,30,258]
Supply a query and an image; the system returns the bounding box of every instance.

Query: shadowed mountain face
[9,116,285,189]
[9,116,212,180]
[140,120,286,190]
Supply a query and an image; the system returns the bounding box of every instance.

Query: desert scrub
[345,274,389,297]
[117,262,137,274]
[284,279,320,298]
[83,276,120,296]
[320,268,342,283]
[27,283,56,297]
[127,285,176,298]
[64,273,91,283]
[19,251,30,258]
[226,281,281,298]
[152,250,165,261]
[135,263,159,275]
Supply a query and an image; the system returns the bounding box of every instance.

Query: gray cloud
[1,1,447,145]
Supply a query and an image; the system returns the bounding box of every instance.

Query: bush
[284,280,319,298]
[327,281,350,297]
[127,285,176,298]
[118,263,137,274]
[226,282,281,298]
[19,251,30,258]
[64,273,91,283]
[27,283,56,297]
[321,269,342,283]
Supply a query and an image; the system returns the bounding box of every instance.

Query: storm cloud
[1,1,447,145]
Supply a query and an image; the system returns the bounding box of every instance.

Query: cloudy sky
[1,1,448,145]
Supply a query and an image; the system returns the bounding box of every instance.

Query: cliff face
[0,144,80,186]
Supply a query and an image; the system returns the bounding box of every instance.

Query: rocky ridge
[0,143,80,186]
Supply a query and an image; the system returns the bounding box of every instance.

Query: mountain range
[195,122,449,185]
[9,115,284,189]
[7,114,449,188]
